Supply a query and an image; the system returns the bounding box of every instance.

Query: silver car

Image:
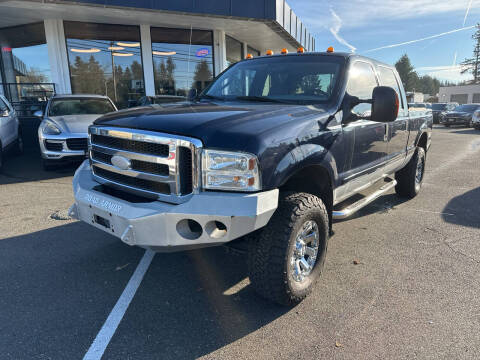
[36,94,117,170]
[0,94,23,171]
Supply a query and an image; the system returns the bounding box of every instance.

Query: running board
[332,179,397,220]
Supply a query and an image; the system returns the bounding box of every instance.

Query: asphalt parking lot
[1,125,479,360]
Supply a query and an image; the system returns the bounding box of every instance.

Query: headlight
[202,150,261,191]
[42,120,61,135]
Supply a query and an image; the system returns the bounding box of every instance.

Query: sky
[291,0,480,83]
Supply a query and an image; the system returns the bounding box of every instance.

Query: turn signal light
[297,47,305,54]
[266,49,274,56]
[327,46,334,53]
[245,53,253,59]
[281,48,288,54]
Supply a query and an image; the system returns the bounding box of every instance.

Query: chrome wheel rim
[415,156,424,184]
[290,220,320,283]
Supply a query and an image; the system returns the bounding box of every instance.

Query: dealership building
[0,0,316,110]
[438,84,480,104]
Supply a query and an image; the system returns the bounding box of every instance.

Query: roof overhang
[0,0,315,52]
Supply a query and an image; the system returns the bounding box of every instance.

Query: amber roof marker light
[297,47,305,54]
[245,53,253,59]
[327,46,334,53]
[281,48,288,55]
[265,49,274,56]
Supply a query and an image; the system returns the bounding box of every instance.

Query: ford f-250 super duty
[69,49,432,305]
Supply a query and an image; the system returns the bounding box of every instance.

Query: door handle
[384,123,389,142]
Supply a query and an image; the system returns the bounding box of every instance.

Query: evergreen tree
[460,23,480,84]
[395,54,417,92]
[192,60,213,91]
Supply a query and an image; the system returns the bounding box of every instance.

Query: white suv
[0,95,23,171]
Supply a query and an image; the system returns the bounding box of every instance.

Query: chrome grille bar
[88,126,202,204]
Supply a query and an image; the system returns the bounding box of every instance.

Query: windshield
[203,55,344,104]
[432,103,447,110]
[49,98,116,117]
[453,104,480,112]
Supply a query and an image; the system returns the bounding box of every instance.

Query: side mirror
[33,110,44,118]
[187,88,197,102]
[371,86,399,123]
[0,109,9,117]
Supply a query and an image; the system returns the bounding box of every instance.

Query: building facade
[438,84,480,104]
[0,0,316,109]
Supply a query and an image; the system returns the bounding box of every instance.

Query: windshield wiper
[234,96,286,103]
[200,94,226,101]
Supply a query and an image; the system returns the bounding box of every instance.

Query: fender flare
[269,143,337,189]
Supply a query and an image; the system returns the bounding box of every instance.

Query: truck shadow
[450,129,480,135]
[442,187,480,229]
[0,222,289,359]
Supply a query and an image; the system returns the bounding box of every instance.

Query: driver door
[342,61,387,194]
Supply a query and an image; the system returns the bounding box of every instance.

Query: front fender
[269,143,337,188]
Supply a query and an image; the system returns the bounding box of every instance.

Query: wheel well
[417,132,428,151]
[279,165,333,231]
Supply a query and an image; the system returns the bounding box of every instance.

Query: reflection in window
[64,21,144,109]
[226,35,243,66]
[0,23,52,102]
[247,46,261,58]
[151,27,214,97]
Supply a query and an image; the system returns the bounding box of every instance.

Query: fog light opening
[176,219,203,240]
[205,220,227,239]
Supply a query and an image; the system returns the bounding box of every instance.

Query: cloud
[328,9,356,52]
[363,25,476,53]
[463,0,474,26]
[416,65,472,82]
[298,0,480,30]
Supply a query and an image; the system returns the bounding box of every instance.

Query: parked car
[69,51,432,305]
[472,109,480,130]
[128,95,186,108]
[35,94,117,170]
[0,94,23,171]
[431,102,458,124]
[439,104,480,127]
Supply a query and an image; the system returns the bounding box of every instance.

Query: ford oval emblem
[111,155,131,170]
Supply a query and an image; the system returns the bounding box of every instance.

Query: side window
[377,66,406,116]
[346,61,378,117]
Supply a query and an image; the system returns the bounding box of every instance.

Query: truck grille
[66,138,88,151]
[89,126,201,204]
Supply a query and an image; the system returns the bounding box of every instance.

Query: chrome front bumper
[70,161,279,252]
[38,129,87,160]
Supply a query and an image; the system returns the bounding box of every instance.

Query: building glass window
[151,27,214,97]
[226,35,243,66]
[247,46,261,57]
[64,21,144,109]
[0,23,52,102]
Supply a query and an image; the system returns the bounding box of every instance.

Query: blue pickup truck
[69,50,432,305]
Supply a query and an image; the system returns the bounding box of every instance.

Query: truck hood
[50,114,103,134]
[94,101,333,151]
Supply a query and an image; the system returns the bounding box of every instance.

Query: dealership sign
[195,48,209,58]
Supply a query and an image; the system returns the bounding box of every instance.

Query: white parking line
[83,249,155,360]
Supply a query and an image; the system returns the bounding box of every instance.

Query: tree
[192,60,213,91]
[395,54,417,92]
[460,23,480,84]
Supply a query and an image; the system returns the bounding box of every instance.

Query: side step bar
[333,179,397,220]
